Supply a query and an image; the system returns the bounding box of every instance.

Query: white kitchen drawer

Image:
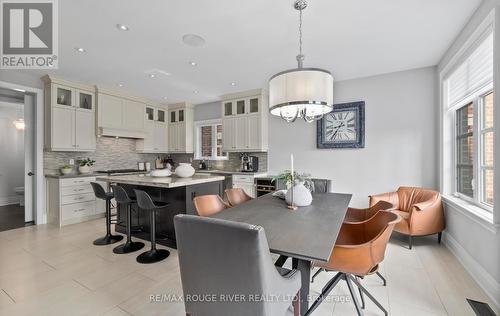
[61,184,93,196]
[232,174,254,184]
[61,201,95,221]
[61,193,95,205]
[61,177,96,187]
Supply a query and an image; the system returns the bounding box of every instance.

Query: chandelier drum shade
[269,0,334,123]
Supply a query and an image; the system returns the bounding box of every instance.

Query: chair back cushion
[397,187,439,212]
[225,188,252,206]
[111,185,133,204]
[90,182,108,200]
[174,214,285,316]
[193,195,227,217]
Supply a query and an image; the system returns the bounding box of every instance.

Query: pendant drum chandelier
[269,0,334,123]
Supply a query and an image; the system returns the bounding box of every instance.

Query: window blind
[446,32,493,108]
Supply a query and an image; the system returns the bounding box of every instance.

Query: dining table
[212,192,352,316]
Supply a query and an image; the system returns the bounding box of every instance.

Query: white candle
[290,153,294,184]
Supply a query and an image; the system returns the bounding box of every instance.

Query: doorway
[0,87,37,231]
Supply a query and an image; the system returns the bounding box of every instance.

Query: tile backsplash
[44,137,267,175]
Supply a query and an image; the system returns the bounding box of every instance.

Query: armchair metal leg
[408,235,413,249]
[311,268,324,283]
[356,276,365,309]
[306,272,342,315]
[438,232,442,244]
[345,275,364,316]
[348,275,388,316]
[376,272,387,286]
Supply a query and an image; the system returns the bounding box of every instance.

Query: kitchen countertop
[45,173,101,179]
[96,173,225,188]
[195,169,267,176]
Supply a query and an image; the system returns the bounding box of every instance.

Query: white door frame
[0,80,44,225]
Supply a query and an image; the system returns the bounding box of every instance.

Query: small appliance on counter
[240,154,259,172]
[155,156,164,169]
[198,159,207,170]
[138,162,145,171]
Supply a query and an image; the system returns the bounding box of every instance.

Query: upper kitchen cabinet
[168,102,194,153]
[96,87,147,139]
[221,89,268,152]
[136,105,168,153]
[42,75,96,152]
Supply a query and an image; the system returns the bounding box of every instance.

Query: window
[194,120,227,160]
[443,29,495,212]
[454,92,494,208]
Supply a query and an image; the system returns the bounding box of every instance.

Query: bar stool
[134,189,170,264]
[111,185,145,254]
[91,182,123,245]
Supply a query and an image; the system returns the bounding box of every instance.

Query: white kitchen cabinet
[220,89,268,152]
[232,174,257,198]
[96,87,150,138]
[46,176,105,227]
[42,76,96,151]
[168,102,194,153]
[136,105,169,153]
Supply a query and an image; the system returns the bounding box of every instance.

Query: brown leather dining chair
[308,211,401,316]
[193,194,230,217]
[311,200,394,284]
[369,186,445,249]
[225,188,252,206]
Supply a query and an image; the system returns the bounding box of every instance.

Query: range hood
[97,127,146,139]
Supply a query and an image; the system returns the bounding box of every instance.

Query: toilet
[14,187,24,206]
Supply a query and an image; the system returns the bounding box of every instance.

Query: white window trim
[439,9,498,230]
[193,119,228,161]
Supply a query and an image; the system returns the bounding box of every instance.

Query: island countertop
[96,173,225,188]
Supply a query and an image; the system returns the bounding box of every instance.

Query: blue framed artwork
[317,101,365,149]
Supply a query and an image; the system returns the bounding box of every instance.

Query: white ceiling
[27,0,480,104]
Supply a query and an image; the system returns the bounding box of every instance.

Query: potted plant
[78,158,95,174]
[60,164,72,175]
[272,170,314,207]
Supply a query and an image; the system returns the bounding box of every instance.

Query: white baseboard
[0,196,20,206]
[443,232,500,309]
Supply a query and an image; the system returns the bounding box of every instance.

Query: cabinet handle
[74,188,85,192]
[74,208,85,212]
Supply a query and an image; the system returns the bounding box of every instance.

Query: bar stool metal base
[93,234,123,246]
[136,249,170,264]
[113,241,145,254]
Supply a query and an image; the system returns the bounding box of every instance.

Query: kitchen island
[97,173,225,248]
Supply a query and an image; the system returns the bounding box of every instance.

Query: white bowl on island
[175,163,195,178]
[150,169,172,177]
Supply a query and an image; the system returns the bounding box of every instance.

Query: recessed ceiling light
[189,61,197,66]
[182,34,205,47]
[149,74,156,78]
[163,97,168,100]
[118,83,124,87]
[230,82,236,86]
[193,90,199,94]
[75,47,86,53]
[116,24,129,31]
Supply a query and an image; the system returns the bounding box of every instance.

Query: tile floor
[0,219,497,316]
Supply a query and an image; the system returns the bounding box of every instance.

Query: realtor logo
[1,0,58,69]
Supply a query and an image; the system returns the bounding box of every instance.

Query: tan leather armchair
[225,188,252,206]
[193,195,230,217]
[309,211,401,316]
[369,186,445,249]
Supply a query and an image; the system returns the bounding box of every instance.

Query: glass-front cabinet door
[236,100,246,115]
[170,110,176,123]
[77,90,93,111]
[224,101,234,116]
[146,107,155,121]
[249,97,259,114]
[55,84,73,107]
[157,109,166,123]
[178,109,184,122]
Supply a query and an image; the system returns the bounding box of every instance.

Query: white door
[75,110,95,150]
[24,95,35,222]
[122,100,144,131]
[52,107,75,149]
[99,94,122,129]
[247,115,260,150]
[222,118,234,151]
[234,116,247,150]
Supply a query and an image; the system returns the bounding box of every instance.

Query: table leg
[292,258,311,316]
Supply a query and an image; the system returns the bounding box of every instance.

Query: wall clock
[317,101,365,148]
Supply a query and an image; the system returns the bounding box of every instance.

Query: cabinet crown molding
[220,88,267,101]
[95,86,158,106]
[167,102,194,109]
[41,75,95,92]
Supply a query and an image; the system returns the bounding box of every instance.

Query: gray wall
[438,0,500,307]
[268,66,438,207]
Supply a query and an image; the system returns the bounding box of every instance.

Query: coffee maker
[240,154,259,172]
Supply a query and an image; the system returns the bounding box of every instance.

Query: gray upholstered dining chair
[174,214,302,316]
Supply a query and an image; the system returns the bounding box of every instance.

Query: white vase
[285,181,313,207]
[78,165,91,174]
[175,163,195,178]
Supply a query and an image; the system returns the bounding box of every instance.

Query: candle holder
[287,176,298,211]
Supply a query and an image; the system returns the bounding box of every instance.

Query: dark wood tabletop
[212,192,352,262]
